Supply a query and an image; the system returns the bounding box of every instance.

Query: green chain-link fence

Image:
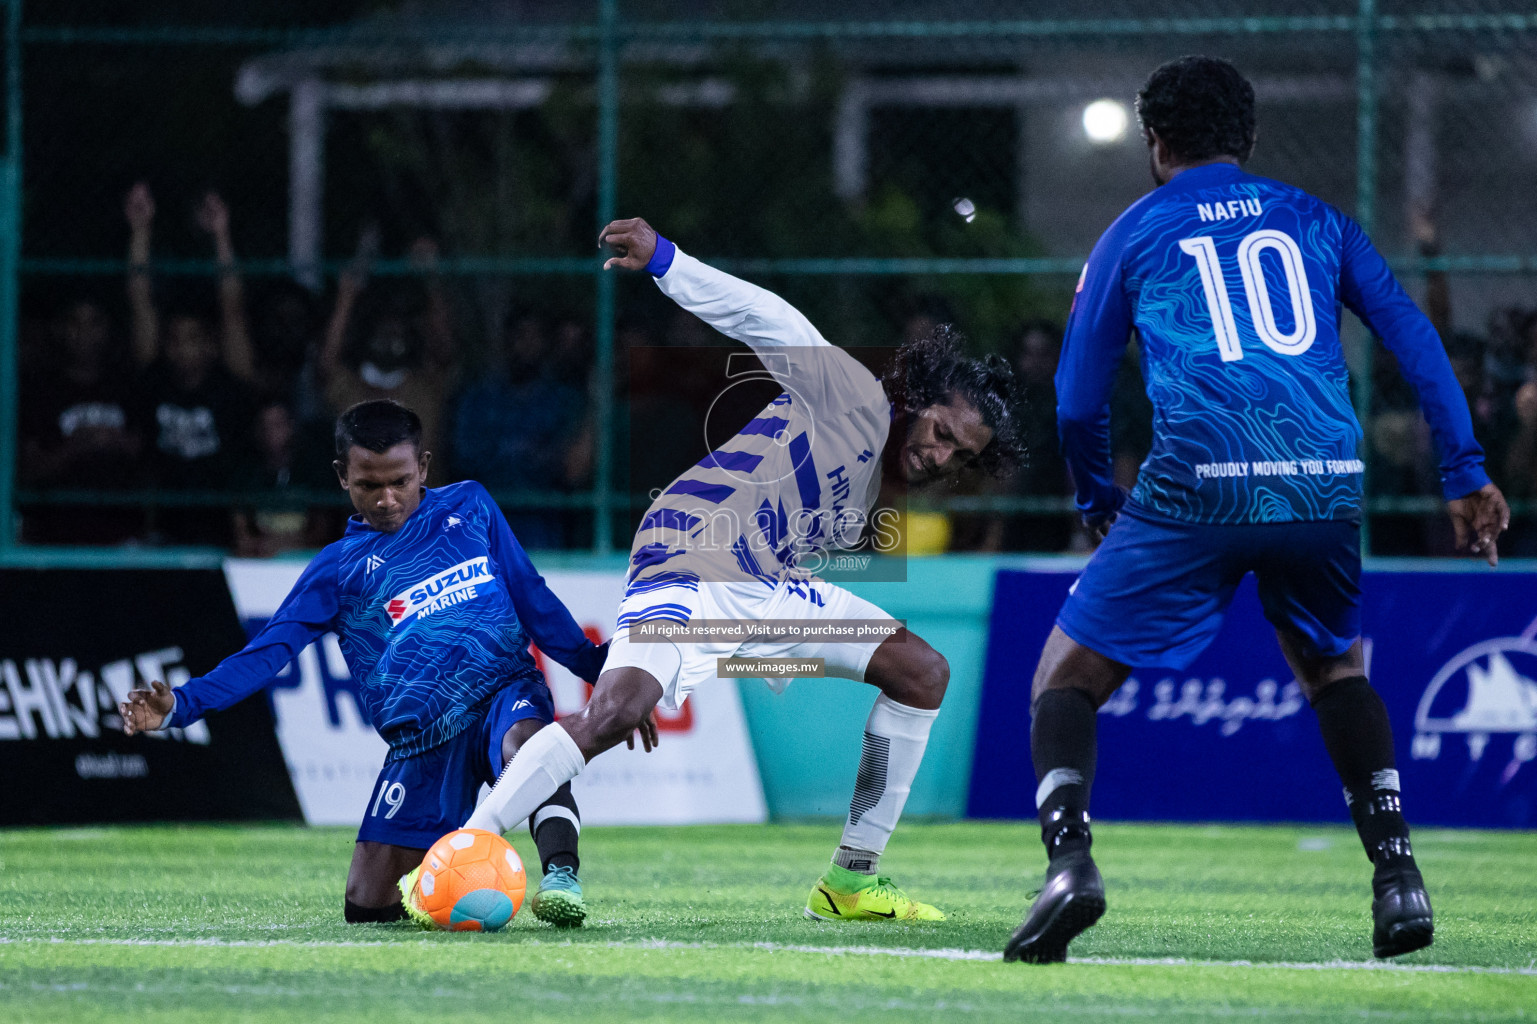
[4,0,1535,559]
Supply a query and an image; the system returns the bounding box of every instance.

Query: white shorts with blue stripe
[605,576,892,711]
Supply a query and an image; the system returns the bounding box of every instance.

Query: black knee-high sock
[1311,676,1415,870]
[529,782,580,874]
[1031,687,1098,860]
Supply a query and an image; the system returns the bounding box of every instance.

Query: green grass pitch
[1,822,1532,1022]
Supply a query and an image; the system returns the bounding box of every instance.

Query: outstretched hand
[124,182,155,231]
[1447,481,1510,567]
[120,680,175,736]
[626,712,659,753]
[598,218,658,271]
[340,223,381,296]
[196,191,230,237]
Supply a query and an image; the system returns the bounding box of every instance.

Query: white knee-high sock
[834,694,939,874]
[464,723,586,835]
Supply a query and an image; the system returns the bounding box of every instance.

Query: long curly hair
[1135,56,1257,164]
[881,324,1027,478]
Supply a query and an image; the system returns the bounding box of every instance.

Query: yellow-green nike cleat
[804,864,945,922]
[397,865,437,930]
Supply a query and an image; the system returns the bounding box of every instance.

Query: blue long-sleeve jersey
[1057,161,1489,525]
[167,480,605,760]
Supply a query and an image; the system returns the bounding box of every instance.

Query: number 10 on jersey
[1179,229,1317,362]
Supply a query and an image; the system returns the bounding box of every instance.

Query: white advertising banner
[222,559,767,828]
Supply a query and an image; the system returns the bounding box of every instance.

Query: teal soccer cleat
[529,864,586,927]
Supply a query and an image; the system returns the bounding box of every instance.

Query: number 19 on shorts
[371,780,406,820]
[1179,229,1317,362]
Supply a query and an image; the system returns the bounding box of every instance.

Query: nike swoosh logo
[869,909,896,918]
[816,888,842,916]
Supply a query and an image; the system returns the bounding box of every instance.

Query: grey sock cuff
[832,846,880,874]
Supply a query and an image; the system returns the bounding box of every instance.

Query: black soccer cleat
[1371,865,1433,959]
[1003,851,1106,964]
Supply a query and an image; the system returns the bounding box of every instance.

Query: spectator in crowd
[18,294,144,544]
[125,183,257,546]
[954,320,1074,552]
[956,323,1150,555]
[1367,216,1523,554]
[1397,332,1521,557]
[450,312,587,549]
[620,318,708,499]
[249,278,323,407]
[1368,346,1424,463]
[1506,380,1537,488]
[1514,307,1532,370]
[550,315,596,389]
[231,398,337,557]
[321,233,458,477]
[1485,306,1534,394]
[1447,332,1513,471]
[1494,310,1537,554]
[1010,320,1075,550]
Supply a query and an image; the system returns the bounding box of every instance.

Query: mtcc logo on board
[1412,635,1537,765]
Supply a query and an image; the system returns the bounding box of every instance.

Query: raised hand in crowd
[320,223,380,385]
[409,235,455,368]
[196,190,254,383]
[1410,201,1450,340]
[1503,381,1537,500]
[124,181,158,367]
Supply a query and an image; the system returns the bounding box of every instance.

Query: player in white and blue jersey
[120,400,609,927]
[1004,57,1511,965]
[462,217,1025,923]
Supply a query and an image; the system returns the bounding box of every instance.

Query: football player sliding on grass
[121,399,633,928]
[445,216,1025,923]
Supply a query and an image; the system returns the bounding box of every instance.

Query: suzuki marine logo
[1413,636,1537,765]
[385,557,495,628]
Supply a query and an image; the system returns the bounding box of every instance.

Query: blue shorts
[1057,510,1361,670]
[356,678,554,850]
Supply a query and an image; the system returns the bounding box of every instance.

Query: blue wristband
[645,234,677,277]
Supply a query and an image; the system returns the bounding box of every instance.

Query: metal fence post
[1355,0,1378,555]
[0,0,22,553]
[592,0,619,554]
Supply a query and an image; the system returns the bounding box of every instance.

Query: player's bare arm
[1447,481,1510,568]
[598,218,658,270]
[119,679,175,736]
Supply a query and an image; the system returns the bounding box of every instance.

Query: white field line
[1,935,1533,976]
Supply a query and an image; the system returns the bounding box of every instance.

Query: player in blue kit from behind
[1004,58,1510,964]
[120,399,613,927]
